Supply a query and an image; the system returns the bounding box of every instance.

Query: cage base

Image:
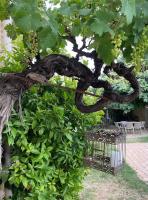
[84,157,123,175]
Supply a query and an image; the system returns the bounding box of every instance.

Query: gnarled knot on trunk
[26,73,48,84]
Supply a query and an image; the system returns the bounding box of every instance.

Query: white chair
[124,122,135,134]
[134,122,142,134]
[141,121,145,130]
[114,122,121,129]
[114,121,126,133]
[120,121,127,133]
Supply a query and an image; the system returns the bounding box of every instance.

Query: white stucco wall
[0,20,12,66]
[0,20,12,53]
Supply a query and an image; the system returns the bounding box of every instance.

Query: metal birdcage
[84,129,126,175]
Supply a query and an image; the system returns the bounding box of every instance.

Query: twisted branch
[0,53,139,117]
[0,44,139,193]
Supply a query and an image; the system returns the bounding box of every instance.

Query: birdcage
[84,129,126,175]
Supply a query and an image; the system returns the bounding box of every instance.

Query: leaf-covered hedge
[4,83,104,200]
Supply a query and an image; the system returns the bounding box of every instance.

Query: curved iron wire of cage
[84,129,126,175]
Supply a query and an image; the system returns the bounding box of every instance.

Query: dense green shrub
[4,82,103,200]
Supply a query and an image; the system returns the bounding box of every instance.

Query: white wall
[0,20,12,52]
[0,20,12,66]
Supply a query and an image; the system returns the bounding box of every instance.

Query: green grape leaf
[121,0,136,24]
[79,8,91,16]
[59,7,71,16]
[0,0,9,20]
[10,0,43,32]
[90,10,115,36]
[95,9,115,23]
[95,34,114,64]
[72,23,81,36]
[46,12,59,35]
[38,27,57,50]
[90,19,114,36]
[59,4,75,16]
[143,1,148,18]
[12,10,43,32]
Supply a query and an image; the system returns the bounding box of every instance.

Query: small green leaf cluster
[25,32,39,60]
[4,81,104,200]
[0,35,29,73]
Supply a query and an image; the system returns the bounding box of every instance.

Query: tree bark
[0,54,140,135]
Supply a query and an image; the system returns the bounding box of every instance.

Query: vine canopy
[0,0,148,69]
[0,0,147,116]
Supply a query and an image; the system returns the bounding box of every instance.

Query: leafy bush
[4,83,104,200]
[0,35,28,73]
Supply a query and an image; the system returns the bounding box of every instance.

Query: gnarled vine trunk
[0,95,15,168]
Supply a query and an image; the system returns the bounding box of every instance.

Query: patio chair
[124,122,135,134]
[114,122,121,129]
[114,122,125,132]
[133,122,142,134]
[141,121,145,130]
[119,121,127,133]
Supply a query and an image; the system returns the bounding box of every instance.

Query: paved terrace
[126,129,148,184]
